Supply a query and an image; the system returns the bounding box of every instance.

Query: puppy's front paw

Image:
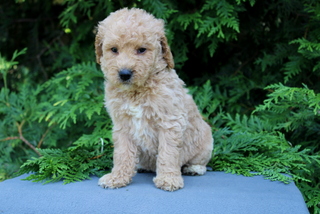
[98,173,131,189]
[153,174,184,191]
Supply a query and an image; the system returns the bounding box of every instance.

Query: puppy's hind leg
[183,129,213,176]
[182,147,212,176]
[182,164,208,176]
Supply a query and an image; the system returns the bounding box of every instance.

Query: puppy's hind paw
[182,165,207,176]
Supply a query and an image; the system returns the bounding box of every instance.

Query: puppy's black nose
[119,69,132,81]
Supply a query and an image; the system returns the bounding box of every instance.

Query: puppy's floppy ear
[160,36,174,69]
[95,27,103,64]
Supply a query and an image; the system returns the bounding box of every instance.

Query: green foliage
[192,82,320,180]
[0,49,44,180]
[191,81,320,213]
[39,62,105,128]
[253,83,320,213]
[19,138,113,184]
[17,61,114,183]
[1,0,320,213]
[0,52,113,182]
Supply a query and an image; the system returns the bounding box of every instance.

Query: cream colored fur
[95,8,214,191]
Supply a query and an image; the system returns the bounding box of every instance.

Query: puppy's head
[95,8,174,87]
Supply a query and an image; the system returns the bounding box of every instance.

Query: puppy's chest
[119,103,158,144]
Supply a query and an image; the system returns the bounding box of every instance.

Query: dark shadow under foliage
[0,0,319,213]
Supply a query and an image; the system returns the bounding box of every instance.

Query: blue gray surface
[0,172,308,214]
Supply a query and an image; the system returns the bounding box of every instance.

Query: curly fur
[95,8,214,191]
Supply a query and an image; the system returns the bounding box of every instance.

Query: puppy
[95,8,213,191]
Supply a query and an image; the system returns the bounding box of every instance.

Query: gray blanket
[0,172,309,214]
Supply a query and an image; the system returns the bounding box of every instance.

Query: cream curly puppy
[95,8,213,191]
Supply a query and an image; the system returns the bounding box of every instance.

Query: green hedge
[0,0,319,213]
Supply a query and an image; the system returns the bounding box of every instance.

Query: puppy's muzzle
[119,69,133,82]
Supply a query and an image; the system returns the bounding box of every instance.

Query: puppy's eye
[111,47,118,53]
[137,48,146,54]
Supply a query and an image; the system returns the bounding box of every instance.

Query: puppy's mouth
[118,69,133,84]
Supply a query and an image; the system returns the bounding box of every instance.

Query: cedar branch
[16,121,42,156]
[37,124,55,148]
[0,121,42,156]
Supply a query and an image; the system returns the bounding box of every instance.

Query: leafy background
[1,0,319,213]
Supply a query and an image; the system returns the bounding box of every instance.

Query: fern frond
[19,131,113,184]
[175,12,202,30]
[283,55,306,83]
[141,0,177,19]
[235,0,256,6]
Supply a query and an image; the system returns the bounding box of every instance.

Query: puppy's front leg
[153,127,184,191]
[98,130,138,189]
